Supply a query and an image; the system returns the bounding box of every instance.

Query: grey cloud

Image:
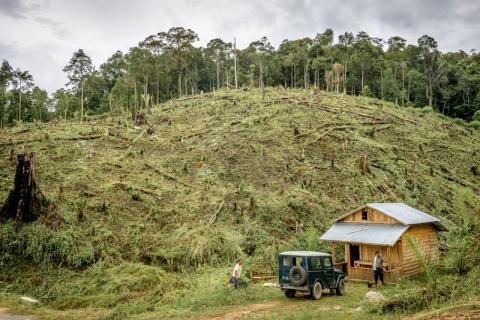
[33,16,70,39]
[0,0,28,18]
[1,0,479,93]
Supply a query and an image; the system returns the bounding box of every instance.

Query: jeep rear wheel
[310,281,323,300]
[284,289,296,298]
[289,266,307,286]
[336,278,345,296]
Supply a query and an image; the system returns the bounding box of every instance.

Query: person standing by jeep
[373,251,384,285]
[231,259,243,289]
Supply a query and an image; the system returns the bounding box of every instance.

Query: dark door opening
[349,244,360,267]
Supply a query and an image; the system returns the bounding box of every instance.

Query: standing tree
[0,60,13,128]
[139,35,166,105]
[30,86,49,122]
[13,69,33,122]
[158,27,199,98]
[418,35,443,107]
[63,49,94,119]
[207,38,231,90]
[338,32,355,94]
[251,37,274,97]
[233,37,238,89]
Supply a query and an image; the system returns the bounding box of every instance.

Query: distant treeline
[1,27,480,126]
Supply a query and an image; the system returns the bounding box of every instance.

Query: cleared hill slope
[0,88,479,318]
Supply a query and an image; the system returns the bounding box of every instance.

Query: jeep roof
[279,251,331,257]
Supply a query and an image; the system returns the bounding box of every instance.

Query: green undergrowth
[0,88,479,318]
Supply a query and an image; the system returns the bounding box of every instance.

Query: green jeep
[278,251,346,300]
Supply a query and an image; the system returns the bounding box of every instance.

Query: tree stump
[0,153,48,230]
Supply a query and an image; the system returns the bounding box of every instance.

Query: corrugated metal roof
[367,203,446,230]
[279,251,331,257]
[319,222,409,246]
[333,203,447,230]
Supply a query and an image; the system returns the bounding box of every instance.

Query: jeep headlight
[282,276,289,281]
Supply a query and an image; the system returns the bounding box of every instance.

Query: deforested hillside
[0,88,479,319]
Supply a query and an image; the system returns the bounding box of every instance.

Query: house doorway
[349,244,360,267]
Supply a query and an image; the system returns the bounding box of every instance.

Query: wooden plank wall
[359,241,402,269]
[401,224,440,277]
[341,207,399,224]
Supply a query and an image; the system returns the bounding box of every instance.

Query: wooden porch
[348,266,401,283]
[330,240,403,284]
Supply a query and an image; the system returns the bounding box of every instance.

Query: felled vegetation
[0,88,479,317]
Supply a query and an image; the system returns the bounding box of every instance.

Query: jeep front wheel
[284,289,296,298]
[336,278,345,296]
[310,281,323,300]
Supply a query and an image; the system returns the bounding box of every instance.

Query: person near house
[231,259,243,289]
[373,251,384,285]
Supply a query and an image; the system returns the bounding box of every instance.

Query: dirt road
[0,308,35,320]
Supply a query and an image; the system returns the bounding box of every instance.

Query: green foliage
[473,110,480,121]
[420,105,433,113]
[0,221,95,269]
[445,187,480,274]
[362,85,372,97]
[467,120,480,129]
[406,236,439,296]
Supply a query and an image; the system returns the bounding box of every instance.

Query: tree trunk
[233,37,238,89]
[177,73,182,98]
[361,65,364,93]
[402,64,406,107]
[18,79,22,121]
[80,81,84,120]
[428,81,433,107]
[134,77,138,113]
[0,153,47,231]
[293,65,296,87]
[290,65,293,88]
[216,50,220,90]
[380,69,384,101]
[156,66,160,105]
[260,60,265,98]
[343,60,347,94]
[304,60,309,90]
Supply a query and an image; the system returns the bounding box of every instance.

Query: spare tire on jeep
[289,266,307,286]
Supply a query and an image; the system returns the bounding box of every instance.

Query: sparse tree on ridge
[13,69,33,122]
[63,49,94,119]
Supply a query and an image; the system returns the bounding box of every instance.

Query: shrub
[0,222,96,269]
[419,105,433,113]
[472,110,480,121]
[466,120,480,129]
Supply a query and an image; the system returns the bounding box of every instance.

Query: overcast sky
[1,0,479,93]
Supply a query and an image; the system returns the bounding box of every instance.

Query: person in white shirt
[231,259,243,289]
[373,251,384,285]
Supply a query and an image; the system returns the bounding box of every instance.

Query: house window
[361,210,368,221]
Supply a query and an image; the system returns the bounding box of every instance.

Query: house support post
[331,242,337,263]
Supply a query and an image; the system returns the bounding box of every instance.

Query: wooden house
[319,203,446,283]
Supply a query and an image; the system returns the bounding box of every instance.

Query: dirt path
[195,298,351,320]
[0,308,36,320]
[195,300,286,320]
